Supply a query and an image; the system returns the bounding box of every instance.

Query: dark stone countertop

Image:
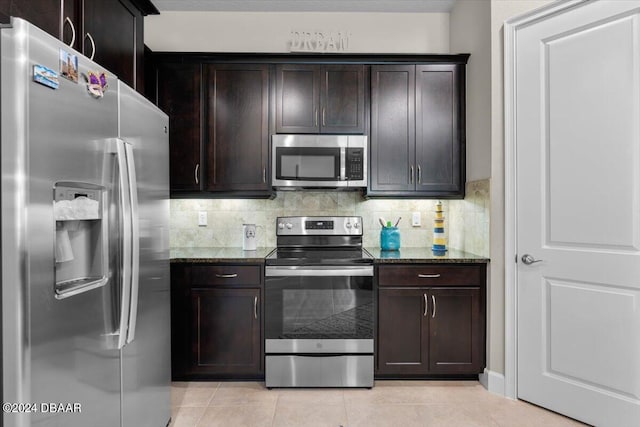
[170,247,274,263]
[365,247,489,264]
[170,247,488,264]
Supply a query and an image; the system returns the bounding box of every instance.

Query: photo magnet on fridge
[33,64,59,89]
[59,49,78,83]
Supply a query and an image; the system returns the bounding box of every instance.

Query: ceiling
[151,0,457,13]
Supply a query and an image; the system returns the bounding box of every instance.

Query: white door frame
[503,0,591,400]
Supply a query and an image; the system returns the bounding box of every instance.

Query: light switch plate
[412,212,421,227]
[198,211,207,227]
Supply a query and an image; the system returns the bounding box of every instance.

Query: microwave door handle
[115,139,132,350]
[124,141,139,344]
[340,147,346,180]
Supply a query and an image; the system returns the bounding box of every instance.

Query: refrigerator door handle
[124,140,140,344]
[116,138,133,350]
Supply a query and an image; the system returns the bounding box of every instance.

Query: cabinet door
[415,64,464,195]
[170,264,191,379]
[205,64,270,192]
[83,0,142,89]
[377,288,429,375]
[428,288,484,374]
[276,64,320,133]
[157,62,202,192]
[191,288,261,375]
[370,65,416,192]
[0,0,61,39]
[62,0,81,50]
[320,65,365,134]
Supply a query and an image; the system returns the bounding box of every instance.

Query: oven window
[276,147,340,180]
[265,275,373,340]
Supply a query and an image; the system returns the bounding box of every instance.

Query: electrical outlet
[412,212,421,227]
[198,211,207,227]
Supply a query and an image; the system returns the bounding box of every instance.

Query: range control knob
[285,223,293,230]
[345,222,352,229]
[353,222,360,229]
[278,223,285,230]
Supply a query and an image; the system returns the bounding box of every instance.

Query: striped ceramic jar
[432,201,446,255]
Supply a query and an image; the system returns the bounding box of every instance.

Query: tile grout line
[269,387,281,427]
[342,389,350,427]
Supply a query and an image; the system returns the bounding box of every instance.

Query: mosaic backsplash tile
[170,179,490,257]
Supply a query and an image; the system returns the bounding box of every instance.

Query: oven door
[264,265,374,354]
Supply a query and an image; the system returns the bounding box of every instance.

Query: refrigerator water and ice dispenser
[53,182,109,299]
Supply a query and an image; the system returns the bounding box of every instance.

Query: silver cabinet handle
[64,17,76,47]
[315,109,318,127]
[263,167,266,183]
[417,165,422,184]
[521,254,543,265]
[194,163,200,185]
[410,165,414,184]
[254,296,258,319]
[215,273,238,278]
[418,274,441,278]
[85,32,96,60]
[322,108,326,126]
[423,293,428,317]
[432,295,436,318]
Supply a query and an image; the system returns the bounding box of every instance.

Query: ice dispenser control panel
[55,187,100,202]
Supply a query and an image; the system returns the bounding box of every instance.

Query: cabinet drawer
[378,265,482,287]
[191,265,261,286]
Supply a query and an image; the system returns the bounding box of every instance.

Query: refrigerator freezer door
[118,82,171,427]
[2,19,122,427]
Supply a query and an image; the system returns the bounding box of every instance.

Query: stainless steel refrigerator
[1,18,171,427]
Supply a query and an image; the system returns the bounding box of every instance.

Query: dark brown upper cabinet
[204,64,270,193]
[0,0,158,91]
[0,0,67,42]
[83,0,158,91]
[154,59,272,198]
[369,63,466,198]
[157,62,202,193]
[276,64,365,134]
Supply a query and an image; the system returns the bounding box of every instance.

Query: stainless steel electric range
[264,216,374,388]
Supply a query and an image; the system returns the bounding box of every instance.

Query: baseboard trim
[479,368,505,396]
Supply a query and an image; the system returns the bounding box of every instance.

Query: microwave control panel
[346,148,364,180]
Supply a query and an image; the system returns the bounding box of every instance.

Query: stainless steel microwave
[271,135,368,189]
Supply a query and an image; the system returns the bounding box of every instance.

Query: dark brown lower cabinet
[377,288,429,375]
[377,264,486,378]
[191,288,261,376]
[428,287,483,374]
[171,263,263,380]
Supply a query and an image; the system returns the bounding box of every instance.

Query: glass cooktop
[265,247,374,266]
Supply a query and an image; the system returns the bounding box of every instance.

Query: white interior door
[515,1,640,426]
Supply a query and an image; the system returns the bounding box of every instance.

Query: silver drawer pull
[64,17,76,47]
[423,293,428,317]
[215,273,238,278]
[418,274,441,278]
[432,295,437,318]
[85,32,96,60]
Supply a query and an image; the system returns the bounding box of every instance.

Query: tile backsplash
[170,179,490,256]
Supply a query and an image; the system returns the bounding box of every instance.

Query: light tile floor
[171,381,588,427]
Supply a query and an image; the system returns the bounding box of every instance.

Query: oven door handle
[265,266,373,277]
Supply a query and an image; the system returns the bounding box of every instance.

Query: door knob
[521,254,543,265]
